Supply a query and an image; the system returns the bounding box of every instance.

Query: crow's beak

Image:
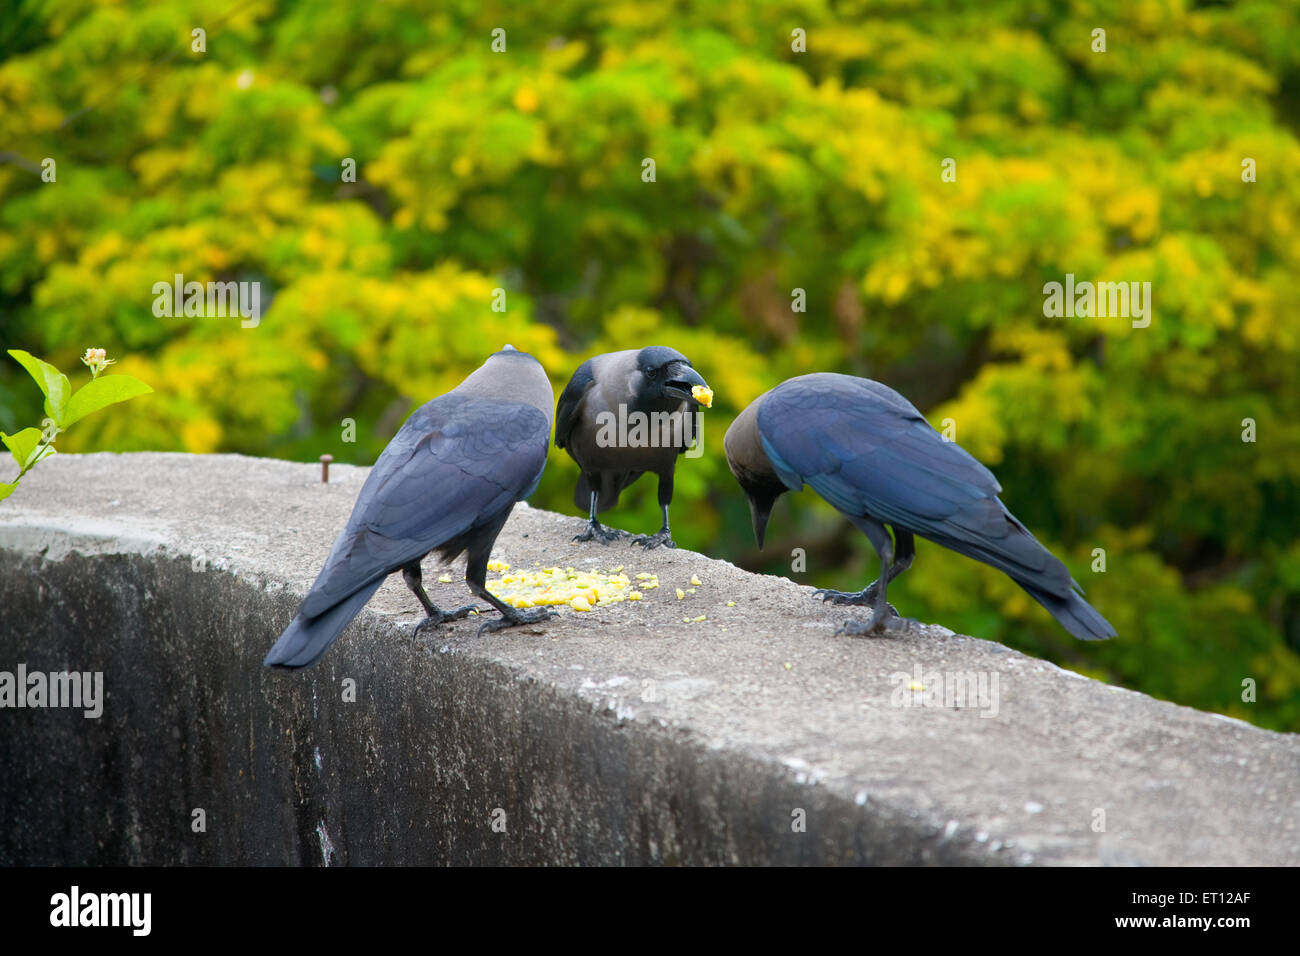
[663,363,708,403]
[748,496,772,550]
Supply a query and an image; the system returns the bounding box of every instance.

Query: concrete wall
[1,453,1297,865]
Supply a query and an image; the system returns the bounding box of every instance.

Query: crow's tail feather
[1018,580,1116,641]
[263,578,385,670]
[919,523,1116,642]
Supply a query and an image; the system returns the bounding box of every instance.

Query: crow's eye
[645,367,659,379]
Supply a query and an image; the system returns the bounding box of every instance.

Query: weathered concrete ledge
[0,452,1296,865]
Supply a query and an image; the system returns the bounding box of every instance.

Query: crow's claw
[631,529,676,550]
[573,521,627,545]
[835,606,907,637]
[812,586,876,605]
[477,606,558,635]
[413,604,480,638]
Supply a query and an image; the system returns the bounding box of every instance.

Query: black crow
[724,372,1115,640]
[263,346,557,670]
[555,346,711,549]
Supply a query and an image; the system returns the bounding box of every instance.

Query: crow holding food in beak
[556,346,712,549]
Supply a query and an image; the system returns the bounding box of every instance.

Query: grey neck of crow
[457,348,555,425]
[723,394,787,549]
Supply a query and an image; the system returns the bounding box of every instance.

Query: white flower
[81,348,116,376]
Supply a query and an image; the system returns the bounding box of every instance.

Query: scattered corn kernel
[692,615,707,623]
[437,574,453,583]
[727,601,736,607]
[676,588,686,600]
[690,575,701,586]
[477,564,668,611]
[691,384,714,408]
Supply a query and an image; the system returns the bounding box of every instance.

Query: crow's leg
[814,528,914,606]
[404,562,479,637]
[632,473,676,550]
[830,517,911,636]
[463,539,557,635]
[573,489,627,544]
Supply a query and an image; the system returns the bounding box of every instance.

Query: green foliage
[62,372,154,427]
[2,0,1298,728]
[8,349,70,423]
[0,349,153,499]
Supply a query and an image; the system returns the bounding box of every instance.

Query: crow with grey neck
[263,346,557,670]
[556,346,709,549]
[724,373,1115,640]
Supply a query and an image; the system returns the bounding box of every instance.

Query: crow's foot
[631,528,676,550]
[573,520,627,545]
[835,607,909,637]
[812,584,881,605]
[413,604,479,638]
[477,606,558,635]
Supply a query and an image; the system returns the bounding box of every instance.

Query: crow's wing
[554,359,596,450]
[297,395,550,619]
[756,373,1062,586]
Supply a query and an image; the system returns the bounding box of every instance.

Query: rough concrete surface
[0,452,1296,865]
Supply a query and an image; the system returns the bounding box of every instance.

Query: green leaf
[61,374,153,427]
[1,427,44,470]
[0,482,16,501]
[7,349,71,425]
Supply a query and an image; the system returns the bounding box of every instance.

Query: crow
[263,346,557,670]
[555,346,711,549]
[724,372,1116,640]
